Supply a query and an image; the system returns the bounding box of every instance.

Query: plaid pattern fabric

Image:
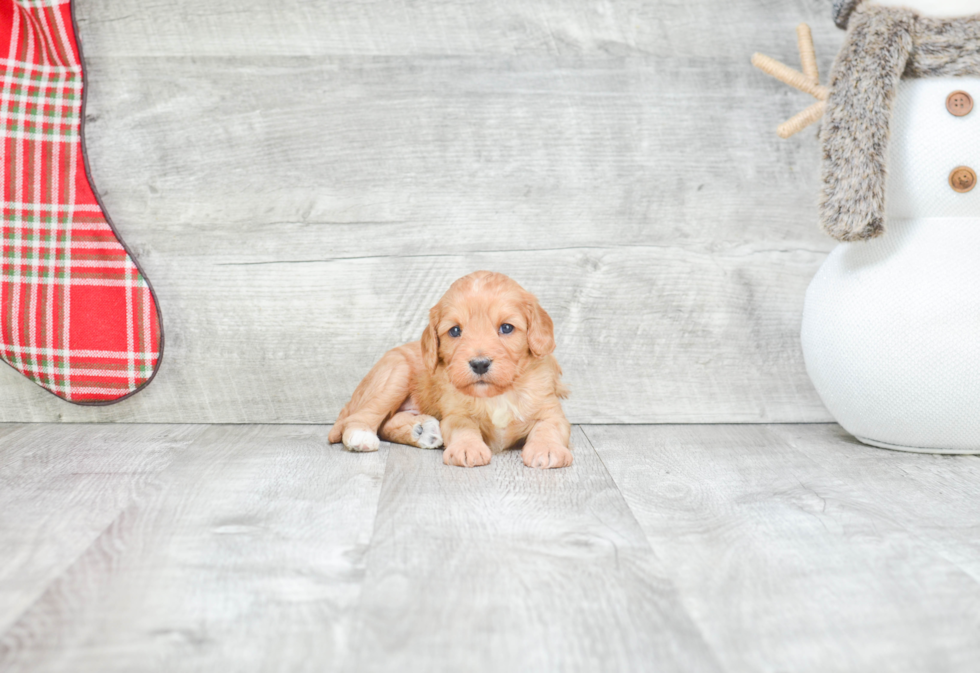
[0,0,161,403]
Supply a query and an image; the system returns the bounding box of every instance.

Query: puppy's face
[420,272,555,398]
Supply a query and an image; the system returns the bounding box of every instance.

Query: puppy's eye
[499,323,514,335]
[448,326,462,338]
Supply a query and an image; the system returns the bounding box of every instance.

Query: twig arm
[752,24,828,138]
[777,100,826,138]
[796,23,819,82]
[751,52,829,100]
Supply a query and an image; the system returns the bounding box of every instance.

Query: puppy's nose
[469,357,492,376]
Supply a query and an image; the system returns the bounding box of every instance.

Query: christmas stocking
[0,0,162,404]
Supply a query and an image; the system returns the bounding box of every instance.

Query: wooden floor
[1,423,978,672]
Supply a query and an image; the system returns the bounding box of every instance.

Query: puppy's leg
[522,406,573,469]
[379,412,443,449]
[441,417,492,467]
[329,348,414,453]
[327,402,350,444]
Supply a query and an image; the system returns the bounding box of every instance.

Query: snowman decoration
[754,0,980,453]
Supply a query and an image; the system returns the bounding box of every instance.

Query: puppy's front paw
[412,416,444,449]
[343,429,380,453]
[443,439,492,467]
[522,443,573,469]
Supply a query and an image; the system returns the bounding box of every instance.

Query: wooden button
[950,166,977,193]
[947,91,974,116]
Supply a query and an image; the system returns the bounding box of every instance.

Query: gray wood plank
[0,425,387,672]
[0,47,838,423]
[6,422,975,671]
[0,0,845,423]
[347,426,720,673]
[0,424,207,636]
[769,424,980,585]
[0,242,830,424]
[586,424,980,673]
[0,423,58,470]
[74,0,839,60]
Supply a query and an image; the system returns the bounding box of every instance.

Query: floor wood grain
[0,424,207,637]
[0,425,387,672]
[585,423,980,673]
[347,427,719,673]
[4,422,977,671]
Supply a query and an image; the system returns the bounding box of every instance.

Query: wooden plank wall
[0,0,845,423]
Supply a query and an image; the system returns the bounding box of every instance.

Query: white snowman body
[802,57,980,452]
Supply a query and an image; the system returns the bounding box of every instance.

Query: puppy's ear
[420,305,441,373]
[525,294,555,357]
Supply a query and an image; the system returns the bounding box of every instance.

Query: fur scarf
[820,1,980,241]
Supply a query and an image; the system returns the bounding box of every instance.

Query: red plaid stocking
[0,0,162,404]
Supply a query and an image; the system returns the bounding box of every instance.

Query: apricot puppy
[328,271,572,469]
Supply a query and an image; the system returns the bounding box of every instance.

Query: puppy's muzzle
[469,357,492,376]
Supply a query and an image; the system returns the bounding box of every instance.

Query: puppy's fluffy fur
[328,271,572,469]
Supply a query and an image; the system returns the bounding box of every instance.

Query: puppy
[328,271,572,468]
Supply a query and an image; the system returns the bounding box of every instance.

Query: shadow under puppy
[328,271,572,468]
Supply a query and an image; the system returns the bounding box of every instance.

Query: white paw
[412,417,443,449]
[344,430,380,453]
